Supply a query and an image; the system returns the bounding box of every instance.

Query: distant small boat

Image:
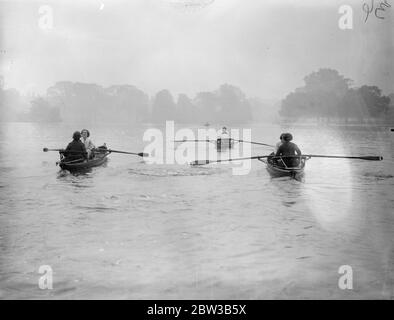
[216,138,234,151]
[204,122,210,127]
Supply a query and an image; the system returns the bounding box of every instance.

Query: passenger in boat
[81,129,96,159]
[275,133,302,167]
[218,126,230,139]
[63,131,87,162]
[217,126,231,148]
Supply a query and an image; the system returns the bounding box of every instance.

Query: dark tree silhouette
[151,89,177,123]
[106,85,149,123]
[216,84,252,123]
[280,68,390,122]
[176,93,199,123]
[357,85,390,117]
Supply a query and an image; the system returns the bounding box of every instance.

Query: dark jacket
[275,142,302,167]
[64,140,87,161]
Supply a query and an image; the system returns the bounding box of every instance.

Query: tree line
[279,68,394,122]
[1,69,393,124]
[0,80,259,124]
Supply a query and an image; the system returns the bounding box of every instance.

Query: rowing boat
[216,138,234,151]
[59,146,111,171]
[258,154,309,178]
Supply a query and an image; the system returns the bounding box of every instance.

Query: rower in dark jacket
[63,131,88,162]
[275,133,302,167]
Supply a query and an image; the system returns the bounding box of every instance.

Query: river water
[0,121,393,299]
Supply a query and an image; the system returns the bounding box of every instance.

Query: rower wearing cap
[217,126,232,149]
[218,126,230,139]
[275,133,302,167]
[63,131,87,162]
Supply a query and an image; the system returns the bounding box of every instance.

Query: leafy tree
[106,85,149,123]
[47,82,150,123]
[280,68,351,119]
[279,68,390,121]
[151,89,177,123]
[176,93,199,123]
[280,91,311,118]
[357,85,390,117]
[216,84,252,123]
[193,91,219,123]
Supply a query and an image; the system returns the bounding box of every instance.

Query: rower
[217,126,231,148]
[275,133,302,167]
[63,131,87,162]
[81,128,96,159]
[218,126,230,139]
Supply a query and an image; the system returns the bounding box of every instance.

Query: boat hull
[59,152,110,171]
[216,138,234,151]
[259,156,306,178]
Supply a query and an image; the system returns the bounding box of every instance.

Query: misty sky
[0,0,393,100]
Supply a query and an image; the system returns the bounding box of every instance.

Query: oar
[106,149,148,157]
[44,147,148,157]
[273,155,383,161]
[191,155,269,166]
[43,148,64,152]
[173,139,216,143]
[43,148,84,155]
[231,139,275,147]
[191,153,383,166]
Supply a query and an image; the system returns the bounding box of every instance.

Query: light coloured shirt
[81,137,95,151]
[217,130,230,139]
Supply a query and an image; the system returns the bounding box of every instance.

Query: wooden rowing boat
[216,138,234,151]
[59,146,110,171]
[258,154,309,179]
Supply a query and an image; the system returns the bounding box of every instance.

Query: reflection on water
[0,122,393,299]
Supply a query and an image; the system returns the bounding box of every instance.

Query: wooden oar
[43,148,64,152]
[105,149,148,157]
[44,148,85,155]
[231,139,275,147]
[44,147,148,157]
[273,155,383,161]
[173,139,216,143]
[175,139,275,147]
[191,153,383,166]
[191,155,270,166]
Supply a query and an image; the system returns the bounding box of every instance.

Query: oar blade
[359,156,383,161]
[138,152,149,157]
[43,148,63,152]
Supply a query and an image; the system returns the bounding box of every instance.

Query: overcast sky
[0,0,393,100]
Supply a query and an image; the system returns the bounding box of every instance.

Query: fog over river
[0,122,393,299]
